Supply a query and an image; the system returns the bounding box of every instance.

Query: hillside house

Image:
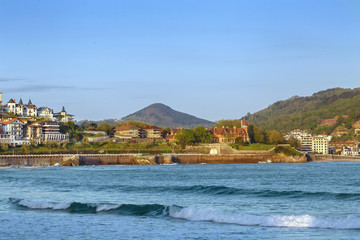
[209,121,249,143]
[141,125,163,139]
[115,125,142,139]
[54,106,74,123]
[329,141,359,156]
[165,128,184,142]
[38,107,54,120]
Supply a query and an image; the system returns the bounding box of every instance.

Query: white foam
[169,206,360,229]
[18,199,70,210]
[96,204,120,212]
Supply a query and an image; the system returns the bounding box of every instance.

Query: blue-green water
[1,162,360,239]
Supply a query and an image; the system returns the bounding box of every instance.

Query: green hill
[122,103,214,128]
[244,87,360,134]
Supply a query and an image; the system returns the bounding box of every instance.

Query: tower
[0,92,2,106]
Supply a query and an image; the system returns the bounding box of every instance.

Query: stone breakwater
[309,154,360,161]
[0,153,307,167]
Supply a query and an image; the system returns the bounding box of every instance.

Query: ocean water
[1,162,360,239]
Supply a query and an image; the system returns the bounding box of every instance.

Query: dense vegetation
[274,146,302,157]
[0,141,182,155]
[175,126,213,149]
[244,88,360,134]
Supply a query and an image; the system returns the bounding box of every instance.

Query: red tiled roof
[115,125,139,131]
[0,118,24,125]
[209,127,247,136]
[170,128,183,135]
[141,125,162,130]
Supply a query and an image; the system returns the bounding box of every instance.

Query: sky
[1,0,359,121]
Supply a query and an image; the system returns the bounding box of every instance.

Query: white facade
[285,130,313,152]
[285,130,332,153]
[38,107,54,120]
[6,99,16,114]
[312,135,330,154]
[54,106,74,123]
[42,121,69,142]
[1,118,24,139]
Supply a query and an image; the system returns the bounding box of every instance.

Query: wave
[10,198,168,216]
[9,198,360,230]
[96,185,360,200]
[169,206,360,230]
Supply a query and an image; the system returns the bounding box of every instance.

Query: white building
[285,130,313,152]
[5,99,16,114]
[1,118,24,139]
[15,98,25,116]
[37,107,54,120]
[54,106,74,123]
[0,118,29,146]
[312,135,331,154]
[24,99,37,117]
[42,121,69,142]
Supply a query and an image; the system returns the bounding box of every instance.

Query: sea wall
[309,154,360,161]
[0,154,79,167]
[0,153,307,167]
[78,154,152,165]
[157,154,307,164]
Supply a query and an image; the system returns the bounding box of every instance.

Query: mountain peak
[122,103,214,128]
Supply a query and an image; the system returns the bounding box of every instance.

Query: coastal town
[0,92,73,146]
[0,91,359,157]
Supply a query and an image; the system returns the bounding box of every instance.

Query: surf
[9,198,360,230]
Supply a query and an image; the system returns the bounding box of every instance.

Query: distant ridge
[122,103,214,128]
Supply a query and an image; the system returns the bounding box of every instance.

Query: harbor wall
[157,154,306,164]
[309,154,360,161]
[0,153,307,167]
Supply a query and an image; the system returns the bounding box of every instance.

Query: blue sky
[1,0,359,121]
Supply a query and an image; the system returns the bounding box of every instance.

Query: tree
[21,144,30,154]
[235,137,246,145]
[73,130,83,141]
[266,130,285,145]
[288,136,301,150]
[193,126,212,143]
[60,140,68,149]
[0,144,9,152]
[175,129,195,149]
[97,121,113,134]
[214,120,242,128]
[248,124,265,143]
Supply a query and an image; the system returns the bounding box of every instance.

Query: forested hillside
[244,88,360,134]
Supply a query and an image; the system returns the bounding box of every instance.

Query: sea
[1,162,360,240]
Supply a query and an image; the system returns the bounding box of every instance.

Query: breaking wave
[10,198,168,216]
[96,185,360,200]
[8,198,360,230]
[169,206,360,230]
